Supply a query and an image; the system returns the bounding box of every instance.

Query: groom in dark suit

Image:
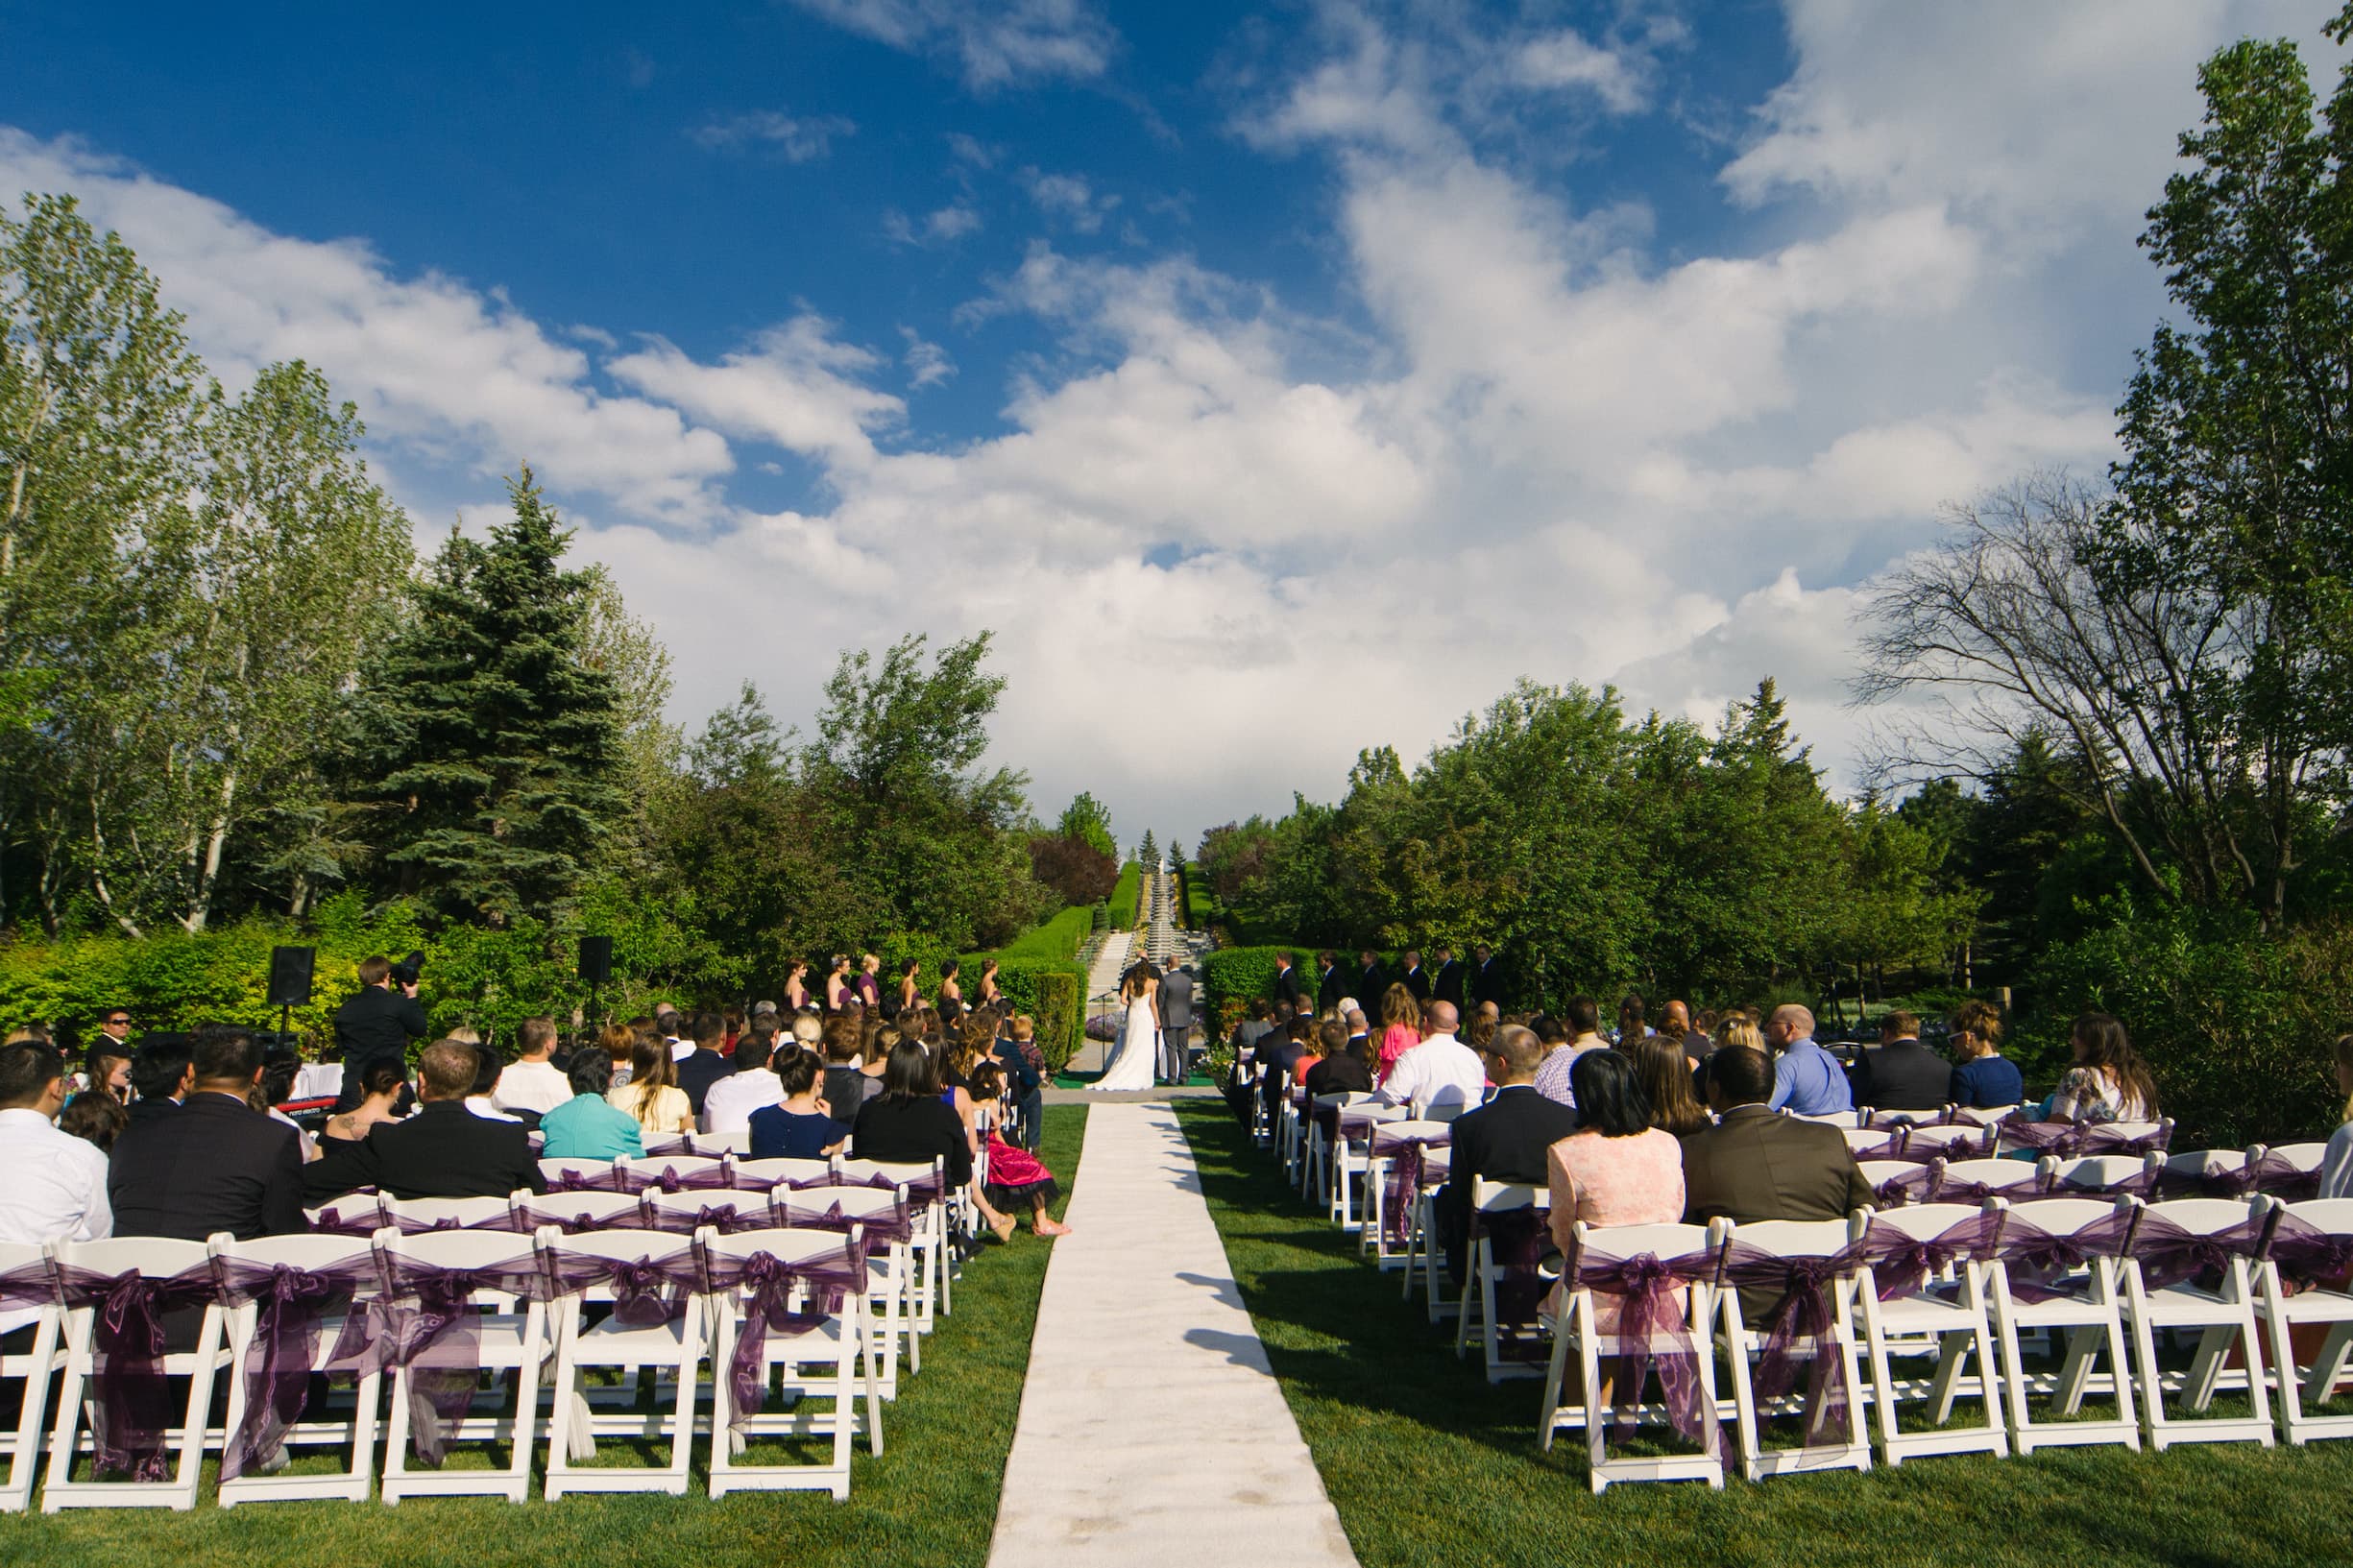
[1432,945,1466,1010]
[1158,961,1194,1083]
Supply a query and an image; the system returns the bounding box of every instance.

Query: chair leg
[41,1313,92,1505]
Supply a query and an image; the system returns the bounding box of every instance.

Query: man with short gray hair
[1765,1003,1851,1118]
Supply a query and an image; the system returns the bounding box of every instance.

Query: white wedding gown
[1091,989,1159,1091]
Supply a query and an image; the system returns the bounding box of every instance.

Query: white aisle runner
[985,1103,1359,1568]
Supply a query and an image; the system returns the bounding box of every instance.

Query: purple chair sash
[779,1197,914,1247]
[1870,1164,1940,1208]
[1375,1127,1451,1245]
[1856,1211,2004,1302]
[544,1247,698,1327]
[546,1167,630,1194]
[619,1164,736,1196]
[1993,1208,2137,1303]
[2267,1212,2353,1291]
[2156,1160,2257,1201]
[306,1202,383,1237]
[1999,1117,2171,1161]
[1567,1245,1727,1465]
[2127,1209,2273,1293]
[1853,1133,1911,1164]
[1717,1241,1860,1447]
[637,1197,773,1236]
[338,1250,553,1465]
[1472,1204,1552,1359]
[2246,1151,2324,1203]
[51,1261,221,1482]
[211,1255,381,1480]
[698,1243,869,1429]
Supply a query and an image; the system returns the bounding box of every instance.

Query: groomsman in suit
[1157,961,1194,1084]
[1315,951,1343,1013]
[1353,950,1384,1008]
[1470,944,1507,1010]
[1432,945,1466,1010]
[1400,949,1431,1003]
[1273,953,1302,1010]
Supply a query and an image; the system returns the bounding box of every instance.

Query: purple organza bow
[1472,1204,1553,1362]
[2267,1212,2353,1290]
[1375,1126,1450,1245]
[307,1203,383,1237]
[2247,1151,2325,1203]
[547,1167,627,1194]
[2128,1209,2272,1293]
[1856,1211,2004,1302]
[211,1255,382,1480]
[51,1262,220,1481]
[544,1247,699,1327]
[781,1197,913,1247]
[338,1251,551,1465]
[1872,1165,1939,1208]
[1855,1134,1911,1165]
[1570,1246,1727,1465]
[621,1163,735,1196]
[639,1198,768,1236]
[699,1242,868,1429]
[2156,1160,2257,1202]
[1717,1242,1860,1447]
[1994,1207,2136,1303]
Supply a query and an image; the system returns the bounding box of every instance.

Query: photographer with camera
[330,952,427,1113]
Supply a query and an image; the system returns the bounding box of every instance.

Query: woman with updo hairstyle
[1946,1000,2023,1108]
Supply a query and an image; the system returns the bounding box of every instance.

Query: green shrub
[1109,861,1142,929]
[2021,899,2353,1147]
[1201,945,1306,1035]
[1090,903,1108,932]
[982,905,1090,964]
[965,958,1085,1074]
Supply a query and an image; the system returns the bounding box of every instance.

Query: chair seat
[469,1315,544,1363]
[577,1315,693,1355]
[1873,1292,1981,1333]
[738,1317,852,1360]
[2270,1288,2353,1324]
[2141,1282,2247,1322]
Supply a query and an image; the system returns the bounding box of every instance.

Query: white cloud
[787,0,1119,90]
[606,315,905,470]
[690,109,856,162]
[1021,169,1119,232]
[883,202,983,246]
[900,326,956,389]
[1510,30,1650,114]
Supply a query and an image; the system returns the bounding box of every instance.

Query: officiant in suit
[1157,961,1194,1083]
[1400,949,1431,1003]
[1432,945,1466,1010]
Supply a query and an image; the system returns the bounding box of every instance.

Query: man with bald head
[1764,1003,1852,1118]
[1376,1000,1486,1119]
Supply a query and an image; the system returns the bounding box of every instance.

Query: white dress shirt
[0,1106,111,1332]
[1376,1032,1488,1119]
[492,1059,571,1116]
[701,1069,784,1135]
[465,1095,521,1122]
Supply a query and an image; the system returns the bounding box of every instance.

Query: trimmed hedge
[1201,945,1302,1038]
[987,905,1091,964]
[965,902,1093,1073]
[1109,861,1142,929]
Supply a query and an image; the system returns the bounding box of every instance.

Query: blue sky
[0,1,2337,847]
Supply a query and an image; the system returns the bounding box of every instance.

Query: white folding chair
[376,1227,550,1504]
[515,1190,646,1233]
[1931,1158,2043,1205]
[1710,1217,1873,1481]
[2257,1142,2330,1195]
[1792,1110,1862,1128]
[700,1228,880,1499]
[776,1184,915,1393]
[1947,1104,2021,1128]
[540,1226,705,1498]
[1904,1123,1994,1162]
[1330,1105,1405,1233]
[1856,1160,1929,1206]
[1424,1099,1471,1125]
[2041,1154,2161,1200]
[1401,1148,1458,1322]
[643,1190,777,1236]
[1843,1127,1904,1161]
[1364,1121,1449,1268]
[1302,1093,1371,1207]
[1455,1180,1553,1382]
[2121,1196,2274,1450]
[626,1154,731,1193]
[304,1194,385,1235]
[2083,1118,2173,1156]
[1538,1220,1724,1491]
[539,1156,618,1191]
[691,1128,754,1155]
[838,1159,950,1328]
[641,1134,692,1156]
[733,1157,836,1192]
[41,1235,229,1511]
[208,1231,388,1507]
[1849,1203,2008,1464]
[1248,1063,1273,1146]
[2257,1196,2353,1444]
[1983,1195,2140,1454]
[382,1194,524,1232]
[2161,1147,2251,1199]
[0,1241,63,1512]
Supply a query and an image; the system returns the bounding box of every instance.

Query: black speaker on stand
[579,935,614,1033]
[266,945,315,1041]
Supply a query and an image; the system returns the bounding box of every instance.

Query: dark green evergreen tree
[349,468,625,926]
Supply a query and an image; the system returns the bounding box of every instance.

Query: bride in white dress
[1090,960,1160,1092]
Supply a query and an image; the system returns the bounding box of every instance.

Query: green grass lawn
[1175,1099,2353,1568]
[0,1105,1086,1568]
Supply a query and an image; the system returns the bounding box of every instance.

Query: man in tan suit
[1681,1046,1872,1226]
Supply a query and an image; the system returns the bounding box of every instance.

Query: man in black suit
[1315,951,1343,1013]
[109,1026,306,1241]
[330,954,429,1112]
[1272,953,1303,1011]
[1353,950,1384,1009]
[1849,1010,1950,1115]
[1399,949,1430,1004]
[673,1011,736,1116]
[327,1040,546,1201]
[1258,1016,1315,1131]
[125,1035,193,1128]
[1431,945,1466,1011]
[1470,944,1506,1010]
[1434,1024,1576,1285]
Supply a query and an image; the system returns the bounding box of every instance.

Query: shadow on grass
[1173,1099,2353,1568]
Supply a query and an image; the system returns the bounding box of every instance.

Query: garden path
[984,1102,1358,1568]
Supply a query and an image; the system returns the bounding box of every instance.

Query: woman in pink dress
[1546,1048,1686,1252]
[1372,983,1423,1086]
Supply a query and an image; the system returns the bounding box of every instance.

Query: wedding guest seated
[1632,1034,1711,1138]
[967,1062,1070,1239]
[1434,1024,1577,1284]
[127,1034,193,1127]
[463,1043,522,1123]
[703,1033,785,1135]
[1546,1049,1685,1259]
[852,1038,973,1188]
[2048,1013,2158,1124]
[993,1013,1046,1150]
[491,1016,570,1117]
[822,1015,881,1134]
[538,1051,644,1161]
[77,1037,133,1107]
[0,1041,112,1256]
[1259,1016,1316,1127]
[2321,1032,2353,1201]
[1946,1000,2023,1109]
[110,1026,306,1241]
[1681,1046,1871,1226]
[672,1012,735,1116]
[608,1035,694,1137]
[1764,1004,1853,1117]
[328,1040,546,1200]
[319,1060,406,1146]
[1301,1023,1374,1097]
[748,1047,846,1160]
[1375,1001,1486,1119]
[1849,1010,1949,1115]
[59,1091,128,1153]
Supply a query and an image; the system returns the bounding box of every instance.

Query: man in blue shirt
[1764,1004,1853,1117]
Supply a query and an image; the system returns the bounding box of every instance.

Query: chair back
[643,1189,775,1233]
[2135,1195,2265,1238]
[210,1231,380,1275]
[1855,1200,1988,1244]
[1371,1119,1452,1154]
[1470,1178,1543,1214]
[1905,1123,1993,1159]
[1947,1103,2020,1127]
[1564,1219,1715,1275]
[2040,1154,2160,1197]
[628,1153,728,1185]
[1935,1158,2040,1196]
[538,1156,615,1188]
[537,1224,692,1269]
[515,1190,643,1232]
[52,1234,213,1278]
[2082,1118,2172,1154]
[691,1129,753,1155]
[1842,1127,1901,1158]
[2282,1196,2353,1234]
[1791,1110,1861,1128]
[732,1156,836,1190]
[1712,1216,1851,1258]
[383,1194,521,1232]
[1425,1100,1470,1125]
[306,1193,387,1234]
[1990,1194,2130,1237]
[641,1134,691,1156]
[2268,1142,2329,1174]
